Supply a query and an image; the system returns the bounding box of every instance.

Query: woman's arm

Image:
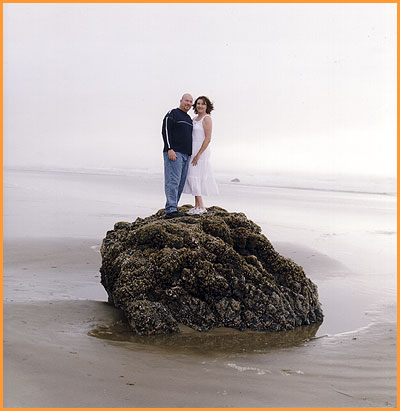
[192,116,212,166]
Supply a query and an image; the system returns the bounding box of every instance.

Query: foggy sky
[4,3,396,177]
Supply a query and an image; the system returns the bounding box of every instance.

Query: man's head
[179,93,193,112]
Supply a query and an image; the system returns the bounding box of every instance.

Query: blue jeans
[163,151,189,214]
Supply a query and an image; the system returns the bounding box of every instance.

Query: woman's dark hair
[193,96,214,114]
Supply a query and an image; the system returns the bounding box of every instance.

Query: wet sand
[3,169,397,407]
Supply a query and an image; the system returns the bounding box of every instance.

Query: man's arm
[162,110,178,161]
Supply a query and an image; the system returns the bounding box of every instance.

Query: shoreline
[5,166,397,197]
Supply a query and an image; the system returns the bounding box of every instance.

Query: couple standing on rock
[162,93,219,219]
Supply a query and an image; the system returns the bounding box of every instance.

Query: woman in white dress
[183,96,219,214]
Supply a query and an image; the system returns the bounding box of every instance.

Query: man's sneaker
[165,211,185,219]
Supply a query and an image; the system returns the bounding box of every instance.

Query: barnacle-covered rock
[100,206,323,335]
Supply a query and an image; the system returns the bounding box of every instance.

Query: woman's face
[196,99,207,114]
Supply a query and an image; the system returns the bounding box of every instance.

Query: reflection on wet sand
[88,319,322,355]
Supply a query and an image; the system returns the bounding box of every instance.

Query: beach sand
[3,168,397,407]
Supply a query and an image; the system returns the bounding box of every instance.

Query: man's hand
[168,149,177,161]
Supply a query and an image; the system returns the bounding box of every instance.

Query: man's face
[179,94,193,112]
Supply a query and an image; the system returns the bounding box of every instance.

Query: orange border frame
[0,0,398,3]
[0,1,398,411]
[1,1,4,409]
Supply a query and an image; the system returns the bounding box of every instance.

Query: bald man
[161,94,193,218]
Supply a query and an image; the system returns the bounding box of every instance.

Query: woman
[183,96,219,214]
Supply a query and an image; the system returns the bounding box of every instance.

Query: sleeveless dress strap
[193,114,211,122]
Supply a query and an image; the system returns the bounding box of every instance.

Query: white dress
[183,115,219,196]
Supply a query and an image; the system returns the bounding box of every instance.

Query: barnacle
[100,206,323,335]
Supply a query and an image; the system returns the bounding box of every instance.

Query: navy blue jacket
[162,108,193,156]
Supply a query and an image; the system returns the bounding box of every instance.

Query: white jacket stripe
[165,110,171,149]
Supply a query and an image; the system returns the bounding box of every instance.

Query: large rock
[100,206,323,335]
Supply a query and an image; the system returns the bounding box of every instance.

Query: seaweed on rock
[100,206,323,335]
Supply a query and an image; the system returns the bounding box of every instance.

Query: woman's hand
[192,155,200,166]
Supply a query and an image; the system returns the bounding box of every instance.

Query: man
[162,93,193,218]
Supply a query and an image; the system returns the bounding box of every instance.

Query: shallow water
[89,319,322,356]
